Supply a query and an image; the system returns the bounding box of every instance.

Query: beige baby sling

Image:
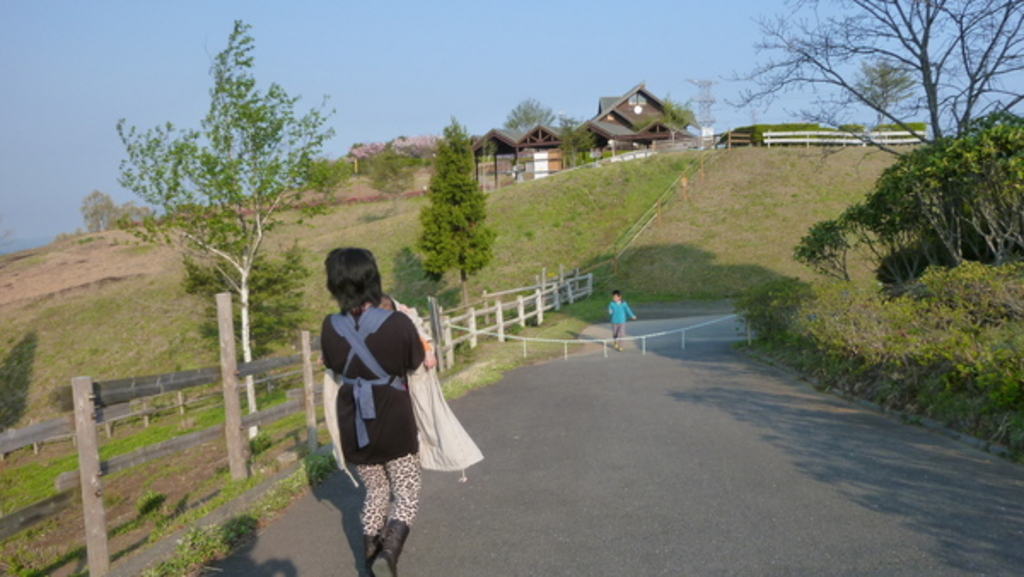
[323,302,482,486]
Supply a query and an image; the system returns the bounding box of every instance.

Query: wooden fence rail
[431,267,594,370]
[764,130,924,147]
[0,293,319,573]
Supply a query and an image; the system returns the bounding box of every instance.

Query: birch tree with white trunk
[117,21,336,427]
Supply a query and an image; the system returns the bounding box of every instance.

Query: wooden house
[472,83,695,186]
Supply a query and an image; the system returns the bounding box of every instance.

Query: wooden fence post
[217,292,248,481]
[495,300,505,343]
[535,288,544,325]
[680,176,688,201]
[517,295,526,328]
[468,307,478,349]
[301,330,317,454]
[428,297,446,373]
[72,375,109,576]
[443,317,454,368]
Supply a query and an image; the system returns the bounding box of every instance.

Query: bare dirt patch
[0,231,178,310]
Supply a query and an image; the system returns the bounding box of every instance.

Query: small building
[472,82,696,187]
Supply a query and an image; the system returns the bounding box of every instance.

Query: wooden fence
[764,130,924,147]
[0,293,321,575]
[723,131,753,148]
[428,266,594,372]
[0,265,590,575]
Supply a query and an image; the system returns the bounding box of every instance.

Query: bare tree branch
[740,0,1024,147]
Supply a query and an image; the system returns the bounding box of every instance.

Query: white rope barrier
[448,314,740,360]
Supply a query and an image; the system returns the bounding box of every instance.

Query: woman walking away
[321,248,425,577]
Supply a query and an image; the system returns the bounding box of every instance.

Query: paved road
[212,308,1024,576]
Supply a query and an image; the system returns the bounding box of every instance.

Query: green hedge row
[736,262,1024,454]
[726,122,927,146]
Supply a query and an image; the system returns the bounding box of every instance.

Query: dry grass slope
[615,147,895,298]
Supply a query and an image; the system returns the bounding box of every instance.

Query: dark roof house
[472,82,695,159]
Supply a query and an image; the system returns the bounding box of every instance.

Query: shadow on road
[311,469,367,573]
[669,383,1024,573]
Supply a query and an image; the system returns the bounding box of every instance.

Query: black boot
[371,519,410,577]
[364,534,381,575]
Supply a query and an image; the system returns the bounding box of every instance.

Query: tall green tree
[660,97,696,138]
[504,98,556,132]
[117,20,336,418]
[419,118,496,305]
[558,116,596,168]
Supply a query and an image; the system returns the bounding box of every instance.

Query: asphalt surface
[209,307,1024,576]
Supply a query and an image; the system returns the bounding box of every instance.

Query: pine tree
[418,118,496,305]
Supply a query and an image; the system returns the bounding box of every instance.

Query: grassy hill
[0,147,896,428]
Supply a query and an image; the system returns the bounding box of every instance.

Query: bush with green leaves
[795,112,1024,288]
[303,452,335,486]
[734,276,813,343]
[248,431,273,456]
[136,490,168,519]
[874,122,928,133]
[785,263,1024,451]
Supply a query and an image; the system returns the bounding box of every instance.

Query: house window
[629,94,647,106]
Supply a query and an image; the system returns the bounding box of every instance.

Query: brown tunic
[320,310,425,465]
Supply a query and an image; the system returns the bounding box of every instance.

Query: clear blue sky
[1,0,825,250]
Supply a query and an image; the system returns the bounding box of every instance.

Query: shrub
[916,262,1024,326]
[787,264,1024,451]
[875,122,928,133]
[734,277,813,342]
[303,452,336,486]
[249,432,272,456]
[136,490,167,518]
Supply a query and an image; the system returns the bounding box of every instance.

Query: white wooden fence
[428,266,594,371]
[764,130,924,147]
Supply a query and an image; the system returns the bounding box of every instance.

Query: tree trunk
[460,269,469,307]
[240,274,259,438]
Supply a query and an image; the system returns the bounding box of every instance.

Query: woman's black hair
[325,247,383,313]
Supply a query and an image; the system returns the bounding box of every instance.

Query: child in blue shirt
[607,289,637,351]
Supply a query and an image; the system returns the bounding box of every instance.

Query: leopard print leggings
[355,452,421,536]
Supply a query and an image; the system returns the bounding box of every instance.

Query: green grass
[0,383,293,512]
